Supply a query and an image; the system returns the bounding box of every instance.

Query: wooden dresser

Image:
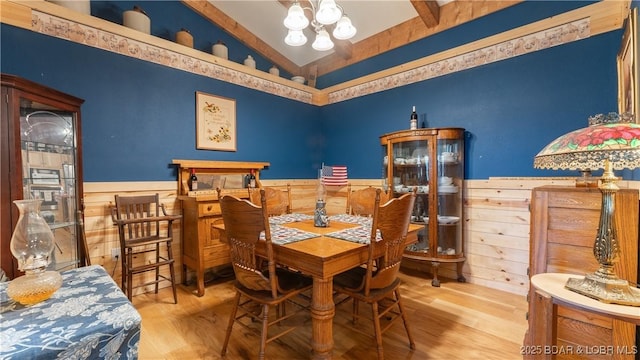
[525,185,639,359]
[172,160,269,296]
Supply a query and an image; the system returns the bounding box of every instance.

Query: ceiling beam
[181,0,302,76]
[301,0,522,78]
[411,0,440,28]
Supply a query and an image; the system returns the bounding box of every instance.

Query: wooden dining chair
[220,190,312,360]
[346,185,389,216]
[334,189,416,360]
[248,184,292,216]
[111,193,181,303]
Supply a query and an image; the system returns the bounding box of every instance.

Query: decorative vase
[123,5,150,34]
[47,0,91,15]
[291,76,305,84]
[244,55,256,69]
[269,65,280,76]
[7,199,62,305]
[176,28,193,48]
[212,40,228,59]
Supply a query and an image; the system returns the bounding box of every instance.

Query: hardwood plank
[133,268,528,359]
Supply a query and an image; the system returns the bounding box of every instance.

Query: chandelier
[283,0,357,51]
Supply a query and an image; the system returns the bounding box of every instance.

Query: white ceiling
[210,0,454,67]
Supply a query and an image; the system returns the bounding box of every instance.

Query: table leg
[311,276,334,359]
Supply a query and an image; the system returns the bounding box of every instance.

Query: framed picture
[617,7,638,121]
[196,91,236,151]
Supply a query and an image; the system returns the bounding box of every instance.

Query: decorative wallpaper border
[30,11,314,104]
[328,18,591,104]
[29,10,589,106]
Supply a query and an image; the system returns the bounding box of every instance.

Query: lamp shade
[285,29,307,46]
[333,15,356,40]
[312,29,334,51]
[284,3,309,30]
[316,0,342,25]
[534,113,640,171]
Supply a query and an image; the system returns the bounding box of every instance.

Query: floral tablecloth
[0,265,141,360]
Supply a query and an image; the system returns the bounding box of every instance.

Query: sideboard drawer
[199,202,221,217]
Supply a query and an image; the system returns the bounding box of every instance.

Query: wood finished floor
[133,268,528,359]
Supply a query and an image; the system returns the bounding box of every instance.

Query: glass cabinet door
[3,74,85,278]
[390,139,429,195]
[436,137,463,256]
[20,101,80,272]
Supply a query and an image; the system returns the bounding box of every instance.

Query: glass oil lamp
[7,199,62,305]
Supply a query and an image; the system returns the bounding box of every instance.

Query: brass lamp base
[566,274,640,307]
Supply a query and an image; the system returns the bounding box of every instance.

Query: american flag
[321,165,348,186]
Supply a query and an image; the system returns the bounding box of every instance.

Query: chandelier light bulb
[333,15,356,40]
[312,29,334,51]
[315,0,342,25]
[285,29,307,46]
[284,0,353,51]
[283,3,309,30]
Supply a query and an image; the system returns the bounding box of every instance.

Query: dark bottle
[410,106,418,130]
[189,168,198,191]
[249,169,256,188]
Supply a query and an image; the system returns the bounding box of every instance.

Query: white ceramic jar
[212,41,228,59]
[123,6,150,34]
[244,55,256,69]
[269,65,280,76]
[48,0,91,15]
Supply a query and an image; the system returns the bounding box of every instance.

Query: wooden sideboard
[525,185,639,359]
[172,160,269,296]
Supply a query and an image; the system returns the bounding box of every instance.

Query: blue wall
[0,1,626,181]
[321,32,620,179]
[1,24,322,181]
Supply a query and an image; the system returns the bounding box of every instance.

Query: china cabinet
[172,159,269,296]
[380,128,465,286]
[1,73,87,279]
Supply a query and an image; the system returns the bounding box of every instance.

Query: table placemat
[326,226,381,244]
[328,214,372,226]
[261,225,319,245]
[269,213,313,225]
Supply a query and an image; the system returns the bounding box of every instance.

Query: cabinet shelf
[380,127,465,287]
[49,221,76,230]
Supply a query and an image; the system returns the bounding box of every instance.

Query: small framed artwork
[617,7,638,121]
[196,91,236,151]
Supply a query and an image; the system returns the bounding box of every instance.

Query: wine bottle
[189,168,198,191]
[249,170,256,188]
[410,106,418,130]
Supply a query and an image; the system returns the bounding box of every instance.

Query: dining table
[216,213,423,360]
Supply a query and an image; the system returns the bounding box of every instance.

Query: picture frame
[196,91,236,151]
[617,7,638,121]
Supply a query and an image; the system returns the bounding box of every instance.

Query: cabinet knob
[207,205,212,211]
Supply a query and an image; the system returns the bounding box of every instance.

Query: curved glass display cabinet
[1,74,87,279]
[380,128,465,286]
